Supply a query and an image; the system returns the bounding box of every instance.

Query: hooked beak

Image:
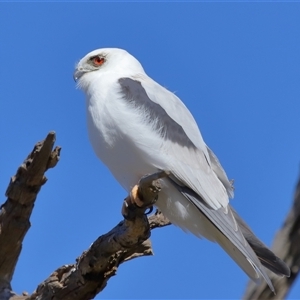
[73,68,85,82]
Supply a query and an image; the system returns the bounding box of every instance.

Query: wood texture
[0,132,60,300]
[25,172,171,300]
[2,132,298,300]
[0,135,170,300]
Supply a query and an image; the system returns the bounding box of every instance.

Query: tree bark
[27,171,171,300]
[243,173,300,299]
[0,133,170,300]
[2,132,298,300]
[0,132,60,300]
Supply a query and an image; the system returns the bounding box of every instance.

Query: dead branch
[3,132,299,300]
[0,132,60,300]
[243,173,300,299]
[26,172,171,300]
[0,134,170,300]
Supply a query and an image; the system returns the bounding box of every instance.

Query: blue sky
[1,2,300,299]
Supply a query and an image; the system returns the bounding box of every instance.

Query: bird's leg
[121,170,170,220]
[122,184,153,220]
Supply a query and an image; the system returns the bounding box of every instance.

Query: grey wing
[206,146,234,198]
[118,77,197,149]
[118,76,289,289]
[205,147,289,276]
[118,76,229,209]
[169,177,275,292]
[231,208,290,277]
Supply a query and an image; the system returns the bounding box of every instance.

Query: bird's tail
[231,208,290,277]
[169,178,290,292]
[213,208,290,294]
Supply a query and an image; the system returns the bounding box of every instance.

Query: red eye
[92,56,105,66]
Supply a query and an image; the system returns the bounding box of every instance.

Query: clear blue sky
[1,2,300,299]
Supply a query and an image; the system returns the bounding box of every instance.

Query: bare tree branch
[5,133,298,300]
[0,135,171,300]
[243,173,300,299]
[27,172,170,300]
[0,132,60,300]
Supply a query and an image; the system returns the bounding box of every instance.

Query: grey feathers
[118,77,290,289]
[169,177,276,291]
[118,78,197,148]
[206,146,234,198]
[77,48,291,292]
[231,208,291,277]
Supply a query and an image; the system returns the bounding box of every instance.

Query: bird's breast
[85,93,162,191]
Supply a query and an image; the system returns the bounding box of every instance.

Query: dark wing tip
[231,207,291,277]
[256,250,291,277]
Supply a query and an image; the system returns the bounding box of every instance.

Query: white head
[74,48,145,90]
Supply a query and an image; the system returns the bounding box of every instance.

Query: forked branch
[0,134,170,300]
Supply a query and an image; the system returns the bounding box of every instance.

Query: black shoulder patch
[118,77,196,148]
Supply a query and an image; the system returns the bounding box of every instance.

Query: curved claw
[145,206,154,215]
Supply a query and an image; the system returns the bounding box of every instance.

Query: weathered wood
[0,134,171,300]
[27,172,170,300]
[0,132,60,300]
[7,133,298,299]
[243,174,300,299]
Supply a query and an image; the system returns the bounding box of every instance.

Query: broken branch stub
[0,132,60,299]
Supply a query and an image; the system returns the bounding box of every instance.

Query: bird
[74,47,290,292]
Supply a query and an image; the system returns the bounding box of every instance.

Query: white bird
[74,48,290,291]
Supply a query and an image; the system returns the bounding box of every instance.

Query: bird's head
[74,48,144,90]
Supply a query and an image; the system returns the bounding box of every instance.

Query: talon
[121,184,158,220]
[145,206,154,215]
